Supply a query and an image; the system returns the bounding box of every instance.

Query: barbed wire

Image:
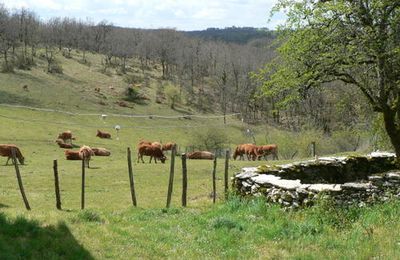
[0,103,241,119]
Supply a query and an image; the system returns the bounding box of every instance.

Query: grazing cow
[0,144,24,165]
[256,144,279,160]
[55,139,73,149]
[58,130,75,144]
[233,144,246,160]
[96,130,111,139]
[64,146,95,168]
[233,144,257,160]
[79,145,95,168]
[187,151,214,160]
[23,85,29,91]
[162,142,176,151]
[92,147,111,156]
[137,143,166,164]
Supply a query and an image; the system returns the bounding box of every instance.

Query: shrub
[15,54,35,70]
[48,60,63,74]
[123,86,149,104]
[124,74,142,84]
[192,127,228,151]
[165,84,181,109]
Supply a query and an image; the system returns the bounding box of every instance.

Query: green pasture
[0,50,399,259]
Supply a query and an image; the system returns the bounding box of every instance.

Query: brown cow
[0,144,24,165]
[92,147,111,156]
[162,142,176,151]
[55,139,73,149]
[187,151,214,160]
[58,130,75,144]
[64,150,81,160]
[256,144,279,160]
[233,144,246,160]
[64,145,95,168]
[137,143,166,164]
[96,130,111,139]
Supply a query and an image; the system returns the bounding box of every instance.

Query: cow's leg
[6,157,10,165]
[149,156,152,163]
[141,154,145,163]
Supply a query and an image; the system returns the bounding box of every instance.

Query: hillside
[185,27,275,44]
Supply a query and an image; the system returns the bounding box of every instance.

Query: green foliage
[371,114,393,151]
[260,0,400,156]
[124,74,142,84]
[123,86,143,103]
[192,126,228,151]
[15,54,35,70]
[164,84,181,109]
[48,60,63,74]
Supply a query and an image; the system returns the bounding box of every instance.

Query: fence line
[0,103,241,119]
[0,113,238,130]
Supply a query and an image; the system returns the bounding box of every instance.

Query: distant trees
[0,5,278,123]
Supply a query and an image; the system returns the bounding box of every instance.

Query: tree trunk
[383,109,400,161]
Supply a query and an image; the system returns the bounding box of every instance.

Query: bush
[192,127,228,151]
[48,60,63,74]
[123,86,149,104]
[124,74,142,84]
[15,54,35,70]
[165,84,181,109]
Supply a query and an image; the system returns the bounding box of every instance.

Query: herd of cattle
[0,130,279,167]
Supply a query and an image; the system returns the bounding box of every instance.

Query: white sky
[1,0,286,31]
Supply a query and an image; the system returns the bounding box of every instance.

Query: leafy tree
[256,0,400,159]
[165,84,181,109]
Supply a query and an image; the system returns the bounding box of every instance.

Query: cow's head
[18,156,25,165]
[160,156,167,164]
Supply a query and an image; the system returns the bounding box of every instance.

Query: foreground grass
[1,197,400,259]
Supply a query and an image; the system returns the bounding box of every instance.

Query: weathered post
[11,148,31,210]
[53,160,62,210]
[212,155,217,203]
[127,147,137,207]
[81,155,85,210]
[166,144,176,208]
[311,142,316,157]
[181,153,187,207]
[224,149,230,199]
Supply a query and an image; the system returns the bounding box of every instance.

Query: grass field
[1,50,399,259]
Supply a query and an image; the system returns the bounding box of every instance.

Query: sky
[1,0,286,31]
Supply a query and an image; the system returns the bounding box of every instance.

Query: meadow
[0,50,399,259]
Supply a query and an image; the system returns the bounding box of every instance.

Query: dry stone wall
[233,152,400,209]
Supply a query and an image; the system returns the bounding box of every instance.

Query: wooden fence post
[212,156,217,204]
[166,144,176,208]
[127,147,137,207]
[53,160,62,210]
[224,149,229,199]
[311,142,316,157]
[181,153,187,207]
[11,148,31,210]
[81,155,85,210]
